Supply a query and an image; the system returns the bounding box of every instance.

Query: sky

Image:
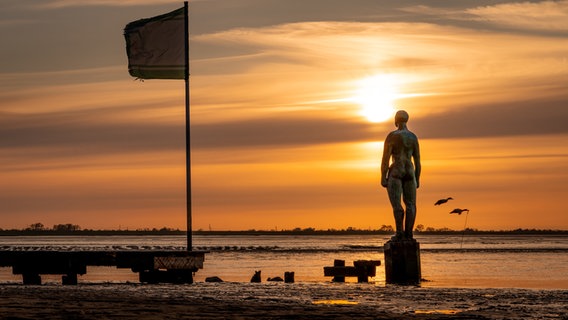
[1,0,567,231]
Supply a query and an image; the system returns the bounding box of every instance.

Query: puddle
[312,300,359,305]
[414,309,460,315]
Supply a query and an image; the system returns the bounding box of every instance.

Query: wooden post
[22,273,41,285]
[384,239,421,285]
[353,261,368,283]
[332,259,345,282]
[62,273,78,285]
[284,271,295,283]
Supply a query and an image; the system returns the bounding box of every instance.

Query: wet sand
[0,282,566,319]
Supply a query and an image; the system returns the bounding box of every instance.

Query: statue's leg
[387,178,404,238]
[402,179,417,239]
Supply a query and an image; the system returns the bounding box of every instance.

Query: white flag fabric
[124,7,186,79]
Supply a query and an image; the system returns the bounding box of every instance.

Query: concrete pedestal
[384,239,421,285]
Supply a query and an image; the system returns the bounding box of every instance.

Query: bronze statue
[381,110,421,240]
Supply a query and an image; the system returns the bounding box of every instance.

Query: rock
[205,276,223,283]
[267,276,283,282]
[250,270,261,283]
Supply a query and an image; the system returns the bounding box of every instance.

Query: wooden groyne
[0,250,206,285]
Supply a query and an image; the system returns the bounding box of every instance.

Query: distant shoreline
[0,229,567,236]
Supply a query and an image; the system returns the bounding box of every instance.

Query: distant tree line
[195,225,568,235]
[27,223,81,232]
[0,223,566,236]
[0,223,183,235]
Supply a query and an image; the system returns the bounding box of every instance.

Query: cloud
[4,97,567,164]
[193,21,485,95]
[414,99,568,139]
[3,17,567,164]
[3,8,568,157]
[192,116,378,149]
[36,0,181,9]
[399,5,465,18]
[0,19,38,26]
[193,98,568,149]
[467,0,568,32]
[0,108,184,157]
[188,0,410,35]
[193,19,568,136]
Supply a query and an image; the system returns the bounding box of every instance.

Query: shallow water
[0,234,566,289]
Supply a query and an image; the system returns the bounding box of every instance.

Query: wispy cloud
[467,0,568,32]
[399,5,466,19]
[194,20,568,131]
[37,0,181,9]
[0,19,38,26]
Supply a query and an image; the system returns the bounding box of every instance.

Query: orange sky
[1,0,567,231]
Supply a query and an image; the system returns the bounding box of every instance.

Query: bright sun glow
[352,74,399,123]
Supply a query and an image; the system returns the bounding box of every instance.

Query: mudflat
[0,282,566,319]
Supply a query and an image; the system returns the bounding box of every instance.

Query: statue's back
[389,129,418,166]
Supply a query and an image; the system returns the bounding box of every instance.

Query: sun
[352,74,398,123]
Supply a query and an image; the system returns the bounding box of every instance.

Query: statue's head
[395,110,409,126]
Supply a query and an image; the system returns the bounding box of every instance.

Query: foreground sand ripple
[0,282,566,319]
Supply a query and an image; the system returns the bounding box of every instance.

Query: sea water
[0,234,566,289]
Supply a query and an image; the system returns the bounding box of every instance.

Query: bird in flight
[435,197,453,206]
[450,208,469,215]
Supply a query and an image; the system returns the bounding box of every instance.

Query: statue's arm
[413,139,421,189]
[380,136,392,188]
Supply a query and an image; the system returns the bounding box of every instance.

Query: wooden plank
[11,252,88,275]
[353,260,381,267]
[0,250,208,284]
[354,260,381,277]
[324,266,361,277]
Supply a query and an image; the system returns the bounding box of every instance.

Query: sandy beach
[0,282,566,319]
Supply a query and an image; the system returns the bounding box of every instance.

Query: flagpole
[184,0,192,251]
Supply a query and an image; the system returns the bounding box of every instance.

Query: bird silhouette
[450,208,469,215]
[434,197,453,205]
